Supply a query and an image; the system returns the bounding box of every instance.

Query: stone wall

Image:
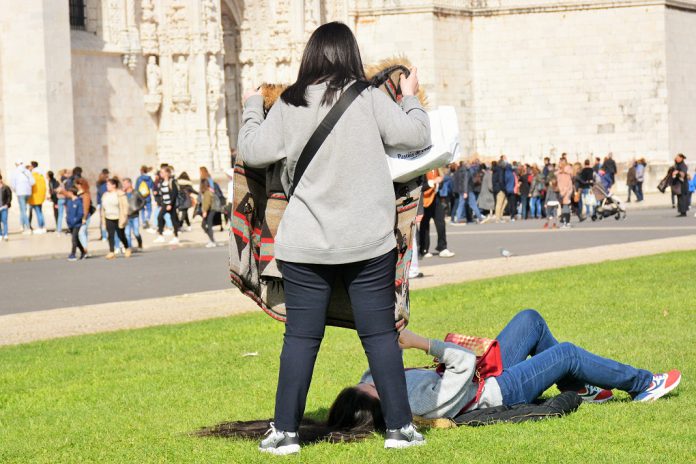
[666,7,696,166]
[471,4,670,165]
[71,32,158,181]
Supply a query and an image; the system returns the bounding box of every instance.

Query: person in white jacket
[11,160,35,233]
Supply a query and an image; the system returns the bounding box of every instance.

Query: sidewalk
[0,215,228,263]
[0,190,675,263]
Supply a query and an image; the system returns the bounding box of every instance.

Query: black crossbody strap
[289,80,370,197]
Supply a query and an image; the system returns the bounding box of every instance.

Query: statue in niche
[172,55,191,112]
[146,56,161,94]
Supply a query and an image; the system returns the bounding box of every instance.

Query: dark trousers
[419,199,447,255]
[157,205,179,236]
[677,193,689,214]
[105,218,129,252]
[274,249,411,432]
[202,212,215,242]
[506,192,517,218]
[179,208,190,227]
[70,226,85,256]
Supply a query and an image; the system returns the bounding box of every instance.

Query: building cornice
[350,0,696,18]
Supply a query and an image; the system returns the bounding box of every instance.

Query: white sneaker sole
[384,439,426,449]
[259,444,300,455]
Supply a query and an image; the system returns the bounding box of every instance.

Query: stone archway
[221,0,243,165]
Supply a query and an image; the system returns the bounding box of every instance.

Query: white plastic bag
[386,106,460,183]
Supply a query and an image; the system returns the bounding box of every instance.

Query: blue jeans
[0,208,8,238]
[519,197,528,219]
[56,198,65,232]
[140,199,152,226]
[31,205,45,228]
[529,196,542,218]
[124,216,141,248]
[152,204,173,229]
[453,193,466,223]
[17,195,29,228]
[495,310,652,405]
[581,188,595,217]
[467,192,482,220]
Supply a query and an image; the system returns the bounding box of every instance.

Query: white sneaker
[35,228,47,235]
[22,229,32,235]
[153,235,166,243]
[186,226,192,232]
[205,241,216,248]
[258,422,300,455]
[163,229,173,236]
[423,252,433,258]
[438,249,455,258]
[384,423,425,449]
[145,227,156,235]
[169,237,180,245]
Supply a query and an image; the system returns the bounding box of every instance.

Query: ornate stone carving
[144,56,162,113]
[171,55,191,113]
[166,0,190,55]
[140,0,159,55]
[203,0,223,54]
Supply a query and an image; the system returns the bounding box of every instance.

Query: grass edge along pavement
[0,251,694,463]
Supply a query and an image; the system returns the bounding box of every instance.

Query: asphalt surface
[0,207,693,316]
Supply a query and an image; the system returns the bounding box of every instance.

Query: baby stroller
[591,183,627,221]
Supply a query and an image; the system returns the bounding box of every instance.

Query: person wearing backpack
[153,166,180,245]
[135,165,155,230]
[239,22,431,454]
[199,181,217,247]
[122,178,145,250]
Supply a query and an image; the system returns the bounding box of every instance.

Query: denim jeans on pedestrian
[529,196,542,218]
[635,182,644,201]
[17,195,30,229]
[140,198,153,227]
[453,193,466,223]
[519,197,528,219]
[0,208,8,238]
[467,191,483,220]
[56,198,65,233]
[581,188,595,218]
[124,216,142,248]
[494,310,653,405]
[274,249,412,432]
[31,205,45,228]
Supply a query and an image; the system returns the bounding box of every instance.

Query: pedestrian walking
[122,178,144,250]
[153,166,180,244]
[635,158,646,202]
[544,179,560,229]
[48,170,66,234]
[74,178,92,256]
[493,157,508,222]
[200,181,217,248]
[136,166,155,230]
[672,153,689,217]
[65,187,87,261]
[101,178,131,259]
[177,172,196,232]
[556,159,573,227]
[96,169,110,241]
[419,169,454,258]
[27,161,48,234]
[0,174,12,241]
[11,160,35,234]
[529,165,544,219]
[477,163,495,221]
[626,162,637,202]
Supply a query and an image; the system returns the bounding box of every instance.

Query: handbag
[229,80,421,329]
[434,333,503,413]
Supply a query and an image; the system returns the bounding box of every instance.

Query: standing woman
[556,159,574,227]
[101,178,131,259]
[199,181,216,248]
[478,161,495,222]
[238,22,431,455]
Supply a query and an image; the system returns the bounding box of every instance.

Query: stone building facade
[0,0,694,182]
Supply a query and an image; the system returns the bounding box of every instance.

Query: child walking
[544,179,560,229]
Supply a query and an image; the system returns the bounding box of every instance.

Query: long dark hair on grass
[281,22,366,108]
[195,386,383,444]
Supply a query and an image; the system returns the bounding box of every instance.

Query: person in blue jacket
[65,187,86,261]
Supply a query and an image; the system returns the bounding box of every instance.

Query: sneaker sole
[259,444,300,455]
[582,394,613,404]
[637,375,681,402]
[384,439,426,449]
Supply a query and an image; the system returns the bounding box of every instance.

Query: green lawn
[1,251,695,463]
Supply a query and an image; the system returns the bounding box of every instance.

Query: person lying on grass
[330,309,681,431]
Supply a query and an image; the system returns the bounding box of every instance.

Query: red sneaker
[633,370,681,402]
[577,385,614,403]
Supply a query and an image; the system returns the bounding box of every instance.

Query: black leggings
[105,218,128,252]
[273,249,411,432]
[202,212,215,242]
[157,205,179,236]
[419,198,447,255]
[70,226,85,256]
[179,208,190,227]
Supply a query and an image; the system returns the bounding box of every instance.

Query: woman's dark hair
[178,171,190,181]
[196,386,384,444]
[281,22,366,107]
[107,178,120,189]
[47,170,55,180]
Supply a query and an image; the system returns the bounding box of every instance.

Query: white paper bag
[387,106,461,183]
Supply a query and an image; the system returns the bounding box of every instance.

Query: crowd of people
[0,160,234,260]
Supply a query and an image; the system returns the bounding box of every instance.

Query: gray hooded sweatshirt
[360,340,503,419]
[238,82,431,264]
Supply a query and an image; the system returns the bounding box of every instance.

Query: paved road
[0,207,693,316]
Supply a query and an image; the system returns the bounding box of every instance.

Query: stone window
[69,0,87,31]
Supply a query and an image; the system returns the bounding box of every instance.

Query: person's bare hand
[400,67,419,97]
[243,87,262,103]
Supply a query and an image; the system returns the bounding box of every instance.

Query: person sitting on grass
[331,309,681,431]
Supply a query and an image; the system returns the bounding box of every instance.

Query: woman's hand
[243,87,262,103]
[400,67,419,97]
